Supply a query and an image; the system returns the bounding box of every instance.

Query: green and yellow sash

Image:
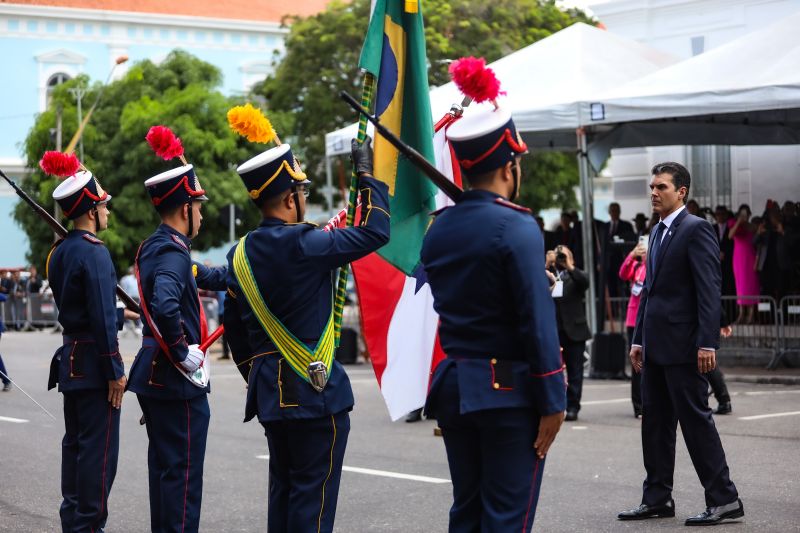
[232,234,336,383]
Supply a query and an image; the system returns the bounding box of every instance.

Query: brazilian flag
[358,0,437,275]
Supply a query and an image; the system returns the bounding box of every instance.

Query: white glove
[180,344,204,373]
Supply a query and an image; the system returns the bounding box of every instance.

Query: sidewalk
[723,365,800,385]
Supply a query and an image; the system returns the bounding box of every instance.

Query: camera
[555,245,567,265]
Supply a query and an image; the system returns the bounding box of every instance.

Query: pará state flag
[358,0,437,275]
[353,120,462,421]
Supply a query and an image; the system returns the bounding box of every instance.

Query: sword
[0,369,58,422]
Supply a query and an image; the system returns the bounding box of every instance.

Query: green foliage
[17,51,263,274]
[259,0,592,205]
[518,151,580,213]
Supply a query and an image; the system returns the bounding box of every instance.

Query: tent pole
[577,128,598,335]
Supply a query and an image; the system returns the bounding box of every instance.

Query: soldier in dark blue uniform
[223,139,388,532]
[127,164,227,533]
[46,168,135,533]
[421,107,566,532]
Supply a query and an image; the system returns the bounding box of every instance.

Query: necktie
[650,222,666,270]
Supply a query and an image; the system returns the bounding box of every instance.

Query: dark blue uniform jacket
[47,230,124,392]
[224,176,390,423]
[421,190,566,417]
[128,224,227,400]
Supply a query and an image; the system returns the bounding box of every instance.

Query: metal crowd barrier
[776,295,800,369]
[0,292,59,330]
[719,295,780,367]
[598,294,787,369]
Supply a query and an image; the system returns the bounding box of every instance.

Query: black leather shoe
[685,498,744,526]
[2,382,10,392]
[405,408,423,423]
[565,409,578,421]
[714,402,732,415]
[618,499,675,520]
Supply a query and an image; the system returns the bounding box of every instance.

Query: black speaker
[590,332,627,379]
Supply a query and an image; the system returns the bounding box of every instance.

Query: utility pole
[67,86,87,161]
[53,104,63,243]
[229,204,235,244]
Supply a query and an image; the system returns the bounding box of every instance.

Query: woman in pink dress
[728,204,760,323]
[619,241,647,418]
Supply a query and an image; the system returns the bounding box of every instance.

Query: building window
[46,72,71,109]
[689,146,732,210]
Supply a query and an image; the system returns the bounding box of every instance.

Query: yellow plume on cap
[227,103,277,144]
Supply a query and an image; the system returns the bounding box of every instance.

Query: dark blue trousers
[60,389,120,533]
[260,411,350,533]
[137,395,210,533]
[434,370,546,533]
[641,361,738,507]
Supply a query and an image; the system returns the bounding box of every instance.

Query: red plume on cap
[449,56,505,104]
[145,125,184,161]
[39,151,81,179]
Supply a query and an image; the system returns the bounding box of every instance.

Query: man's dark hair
[651,162,691,201]
[157,202,187,219]
[463,169,496,188]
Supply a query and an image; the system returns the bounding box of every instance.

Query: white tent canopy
[577,11,800,167]
[325,22,676,157]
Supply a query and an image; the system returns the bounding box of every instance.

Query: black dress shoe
[565,409,578,421]
[685,498,744,526]
[714,402,732,415]
[618,499,675,520]
[405,408,423,423]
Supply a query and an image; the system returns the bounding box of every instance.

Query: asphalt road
[1,330,799,532]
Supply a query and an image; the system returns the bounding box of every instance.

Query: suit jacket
[128,224,227,400]
[46,230,125,392]
[633,209,721,365]
[552,268,592,343]
[224,176,390,423]
[422,190,566,417]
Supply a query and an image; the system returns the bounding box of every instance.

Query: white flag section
[353,124,457,421]
[382,277,440,420]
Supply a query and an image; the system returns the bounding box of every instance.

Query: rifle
[0,167,141,314]
[339,91,463,202]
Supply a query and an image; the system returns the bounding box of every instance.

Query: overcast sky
[557,0,612,14]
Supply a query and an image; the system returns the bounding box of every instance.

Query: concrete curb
[726,375,800,386]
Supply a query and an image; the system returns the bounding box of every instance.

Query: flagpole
[333,72,375,346]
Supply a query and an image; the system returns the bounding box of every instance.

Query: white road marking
[0,416,29,424]
[255,455,450,484]
[740,390,800,396]
[738,411,800,421]
[571,426,588,430]
[581,398,629,406]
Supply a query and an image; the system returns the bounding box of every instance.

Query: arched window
[46,72,71,109]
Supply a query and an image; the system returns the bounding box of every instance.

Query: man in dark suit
[602,203,636,298]
[618,162,743,526]
[713,205,736,296]
[547,245,591,421]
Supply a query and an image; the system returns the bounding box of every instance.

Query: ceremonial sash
[232,234,335,384]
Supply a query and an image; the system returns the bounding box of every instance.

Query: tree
[258,0,592,210]
[16,51,264,273]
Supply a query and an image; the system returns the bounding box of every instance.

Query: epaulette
[192,264,198,278]
[82,234,104,245]
[495,198,532,213]
[170,234,189,250]
[429,206,451,217]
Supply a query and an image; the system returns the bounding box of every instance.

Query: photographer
[547,245,591,421]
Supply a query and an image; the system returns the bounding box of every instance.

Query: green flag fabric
[358,0,437,275]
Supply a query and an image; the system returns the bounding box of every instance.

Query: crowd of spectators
[538,198,800,326]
